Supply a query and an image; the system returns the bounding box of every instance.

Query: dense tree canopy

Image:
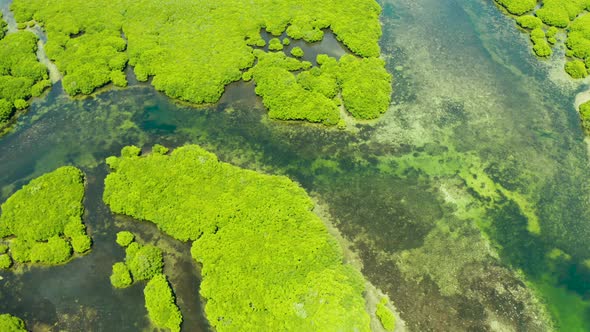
[11,0,392,125]
[144,274,183,332]
[0,166,91,266]
[0,313,26,332]
[0,19,50,128]
[103,145,371,331]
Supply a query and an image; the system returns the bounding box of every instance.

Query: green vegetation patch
[495,0,537,15]
[578,100,590,134]
[144,274,183,332]
[103,144,371,331]
[110,233,163,287]
[376,297,396,331]
[116,231,135,247]
[0,21,50,127]
[110,261,132,288]
[0,254,12,269]
[247,51,391,124]
[0,166,90,266]
[0,20,6,40]
[290,46,305,58]
[494,0,590,131]
[565,59,588,78]
[0,313,26,332]
[12,0,391,125]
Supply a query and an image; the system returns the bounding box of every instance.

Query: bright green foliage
[0,167,91,266]
[290,46,305,58]
[250,51,391,124]
[536,0,590,28]
[121,145,141,158]
[110,70,128,88]
[0,314,26,332]
[338,54,392,119]
[13,99,28,110]
[0,167,85,241]
[144,274,183,332]
[297,67,338,98]
[0,244,8,254]
[0,254,12,269]
[496,0,590,82]
[126,244,163,282]
[12,0,391,123]
[71,235,92,253]
[376,297,396,331]
[29,236,71,264]
[30,79,51,97]
[495,0,537,15]
[546,26,559,44]
[103,145,371,331]
[110,262,132,288]
[116,231,135,247]
[249,51,341,125]
[9,239,32,263]
[516,15,543,29]
[565,59,588,78]
[0,99,13,123]
[282,38,290,46]
[578,100,590,134]
[0,19,6,40]
[0,30,49,123]
[530,28,552,57]
[567,14,590,59]
[268,38,284,51]
[152,144,169,155]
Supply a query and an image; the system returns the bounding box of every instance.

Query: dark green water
[1,0,590,331]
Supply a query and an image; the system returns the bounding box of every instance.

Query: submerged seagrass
[103,144,371,331]
[10,0,391,124]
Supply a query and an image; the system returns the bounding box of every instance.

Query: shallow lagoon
[1,0,590,331]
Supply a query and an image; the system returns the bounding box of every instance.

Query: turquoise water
[1,0,590,330]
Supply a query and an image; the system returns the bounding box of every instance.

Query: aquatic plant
[103,144,371,331]
[144,274,183,332]
[116,231,135,247]
[376,297,395,331]
[110,262,132,288]
[11,0,392,125]
[0,166,91,266]
[0,313,26,331]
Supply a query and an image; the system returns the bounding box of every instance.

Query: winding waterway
[1,0,590,331]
